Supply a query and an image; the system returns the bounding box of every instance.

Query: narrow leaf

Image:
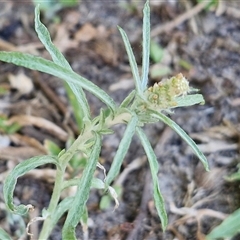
[118,26,142,94]
[150,110,209,171]
[136,127,168,230]
[3,155,59,215]
[225,172,240,182]
[175,94,205,108]
[0,52,116,112]
[35,5,90,127]
[38,197,75,238]
[0,229,12,240]
[51,197,74,229]
[207,208,240,239]
[34,5,71,68]
[62,177,105,190]
[150,40,164,63]
[91,178,105,189]
[105,113,138,185]
[62,133,101,240]
[120,90,136,108]
[141,0,150,90]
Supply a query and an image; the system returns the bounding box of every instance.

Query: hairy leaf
[141,0,150,90]
[0,52,116,112]
[105,113,138,185]
[62,133,101,239]
[150,110,209,171]
[35,5,90,127]
[4,155,59,215]
[118,26,142,94]
[136,127,168,230]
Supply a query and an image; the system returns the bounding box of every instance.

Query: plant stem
[38,134,87,238]
[38,167,65,239]
[38,110,131,239]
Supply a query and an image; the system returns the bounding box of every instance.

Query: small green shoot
[149,40,171,78]
[225,163,240,182]
[206,162,240,239]
[0,115,21,134]
[100,185,122,210]
[150,40,164,63]
[196,0,219,11]
[206,208,240,239]
[32,0,79,20]
[0,229,12,240]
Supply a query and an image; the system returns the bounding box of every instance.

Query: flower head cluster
[144,73,190,110]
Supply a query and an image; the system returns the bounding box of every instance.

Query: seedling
[0,1,209,239]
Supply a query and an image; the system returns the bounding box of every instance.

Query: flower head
[144,73,190,110]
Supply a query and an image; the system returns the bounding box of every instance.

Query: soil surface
[1,1,240,240]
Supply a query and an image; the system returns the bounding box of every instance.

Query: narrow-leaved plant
[0,1,209,239]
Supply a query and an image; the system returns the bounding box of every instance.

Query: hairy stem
[38,167,65,239]
[38,110,131,238]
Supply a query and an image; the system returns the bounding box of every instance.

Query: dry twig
[151,1,209,37]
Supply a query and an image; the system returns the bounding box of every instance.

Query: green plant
[206,165,240,239]
[32,0,79,20]
[149,40,172,78]
[0,1,209,239]
[196,0,219,11]
[0,115,21,134]
[206,208,240,239]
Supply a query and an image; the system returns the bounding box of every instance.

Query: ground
[0,1,240,240]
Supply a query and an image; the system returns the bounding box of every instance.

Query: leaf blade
[141,0,150,90]
[0,51,116,112]
[118,26,142,94]
[105,113,138,185]
[206,208,240,239]
[150,110,209,171]
[0,229,12,240]
[62,133,102,240]
[175,94,205,108]
[136,127,168,230]
[34,5,90,127]
[3,155,59,215]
